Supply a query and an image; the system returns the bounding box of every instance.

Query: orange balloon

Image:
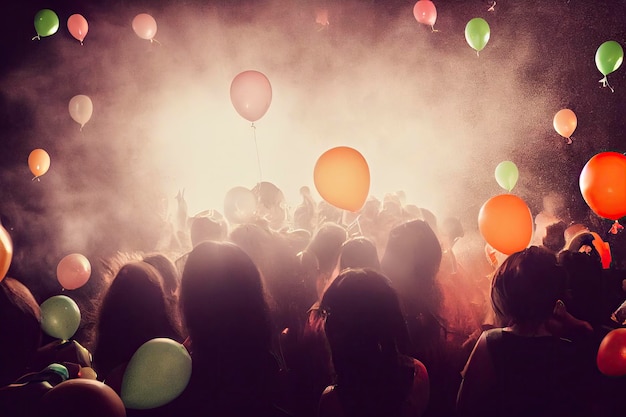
[67,14,88,44]
[597,328,626,377]
[28,148,51,178]
[40,379,126,417]
[553,108,577,140]
[478,194,533,255]
[0,224,13,283]
[314,146,370,212]
[579,152,626,221]
[57,253,92,290]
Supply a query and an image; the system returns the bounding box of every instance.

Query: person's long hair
[321,268,413,417]
[94,261,181,380]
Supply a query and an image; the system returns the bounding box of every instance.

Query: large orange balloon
[230,70,272,123]
[478,194,533,255]
[57,253,92,290]
[553,108,577,142]
[314,147,370,212]
[40,379,126,417]
[597,328,626,377]
[28,148,51,179]
[0,224,13,283]
[579,152,626,221]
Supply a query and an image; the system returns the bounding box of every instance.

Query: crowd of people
[1,182,625,417]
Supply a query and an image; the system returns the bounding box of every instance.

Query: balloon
[68,95,93,129]
[57,253,92,290]
[494,161,519,192]
[28,148,51,179]
[595,41,624,76]
[224,186,257,225]
[40,379,126,417]
[132,13,158,41]
[121,338,192,409]
[465,17,490,53]
[314,146,370,212]
[40,295,81,341]
[67,14,88,44]
[579,152,626,221]
[230,70,272,123]
[413,1,437,28]
[34,9,60,39]
[478,194,533,255]
[0,224,12,283]
[589,232,612,269]
[597,328,626,377]
[553,109,577,144]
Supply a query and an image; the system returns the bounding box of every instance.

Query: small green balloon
[495,161,519,192]
[595,41,624,76]
[121,338,192,410]
[465,17,490,52]
[40,295,81,341]
[34,9,60,38]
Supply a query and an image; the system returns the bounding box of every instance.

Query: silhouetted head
[180,241,272,359]
[143,253,180,296]
[190,215,227,247]
[95,261,180,379]
[307,223,348,276]
[491,246,566,327]
[0,277,41,386]
[339,236,380,272]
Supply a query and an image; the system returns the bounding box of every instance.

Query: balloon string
[476,50,480,57]
[251,123,263,182]
[488,1,496,12]
[565,136,573,145]
[609,220,624,235]
[430,25,440,33]
[31,35,40,41]
[31,176,40,182]
[599,76,615,93]
[151,38,162,46]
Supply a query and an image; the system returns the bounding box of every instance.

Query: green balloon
[40,295,81,341]
[465,17,490,52]
[121,338,192,410]
[595,41,624,76]
[495,161,519,192]
[34,9,60,38]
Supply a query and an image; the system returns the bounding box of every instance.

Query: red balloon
[230,70,272,123]
[413,0,437,27]
[57,253,92,290]
[597,328,626,377]
[478,194,533,255]
[579,152,626,221]
[67,14,88,44]
[132,13,157,41]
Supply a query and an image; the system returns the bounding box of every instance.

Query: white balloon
[68,94,93,129]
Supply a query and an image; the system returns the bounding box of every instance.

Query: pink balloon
[413,0,437,27]
[230,70,272,123]
[67,14,88,44]
[57,253,91,290]
[132,13,157,40]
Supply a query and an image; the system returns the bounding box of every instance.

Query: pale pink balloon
[68,94,93,129]
[57,253,91,290]
[67,14,88,44]
[132,13,157,40]
[230,70,272,123]
[413,0,437,27]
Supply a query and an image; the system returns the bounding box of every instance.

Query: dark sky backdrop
[1,0,625,289]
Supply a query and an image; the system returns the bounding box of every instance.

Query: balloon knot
[476,50,480,57]
[609,220,624,235]
[31,35,40,41]
[430,26,440,33]
[599,76,615,92]
[566,137,573,145]
[151,38,162,46]
[31,176,40,182]
[488,1,496,12]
